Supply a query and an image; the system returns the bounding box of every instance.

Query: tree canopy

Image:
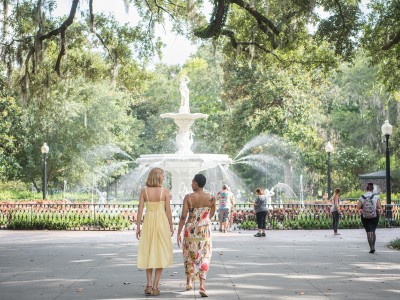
[0,0,399,197]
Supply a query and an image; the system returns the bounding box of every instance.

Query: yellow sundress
[137,187,173,269]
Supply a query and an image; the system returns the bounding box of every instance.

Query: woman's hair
[333,188,341,195]
[194,174,206,188]
[146,168,164,187]
[366,182,374,191]
[256,188,263,195]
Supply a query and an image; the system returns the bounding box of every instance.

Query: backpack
[361,194,377,219]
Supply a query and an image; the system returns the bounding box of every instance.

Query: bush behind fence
[0,203,399,231]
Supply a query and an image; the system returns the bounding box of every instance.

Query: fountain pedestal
[160,113,208,154]
[136,77,232,202]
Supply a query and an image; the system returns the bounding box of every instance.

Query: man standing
[216,184,235,233]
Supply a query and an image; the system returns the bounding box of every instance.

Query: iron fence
[0,203,398,230]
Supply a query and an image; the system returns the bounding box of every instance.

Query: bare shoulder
[182,194,189,202]
[208,193,216,204]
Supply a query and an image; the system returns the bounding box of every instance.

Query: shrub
[388,238,400,250]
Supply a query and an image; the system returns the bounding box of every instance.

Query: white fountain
[136,76,232,202]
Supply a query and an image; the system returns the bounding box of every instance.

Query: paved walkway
[0,228,400,300]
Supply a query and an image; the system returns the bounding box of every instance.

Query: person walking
[136,168,174,296]
[228,194,236,232]
[331,188,341,235]
[177,174,216,297]
[357,182,382,253]
[253,188,267,237]
[216,184,235,233]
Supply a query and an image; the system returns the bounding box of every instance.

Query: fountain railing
[1,203,399,230]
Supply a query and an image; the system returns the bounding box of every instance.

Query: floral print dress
[182,204,212,280]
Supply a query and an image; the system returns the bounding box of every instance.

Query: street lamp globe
[381,120,392,136]
[325,141,333,153]
[41,143,49,154]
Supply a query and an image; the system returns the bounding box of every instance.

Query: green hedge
[1,212,131,230]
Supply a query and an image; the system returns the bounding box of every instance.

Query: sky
[54,0,201,66]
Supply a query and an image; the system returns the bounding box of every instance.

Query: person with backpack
[357,182,382,253]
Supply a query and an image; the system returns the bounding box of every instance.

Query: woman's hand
[170,226,174,237]
[177,234,182,248]
[136,228,140,240]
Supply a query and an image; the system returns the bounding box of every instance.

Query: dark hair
[366,182,374,191]
[193,174,206,188]
[222,184,228,190]
[256,188,263,195]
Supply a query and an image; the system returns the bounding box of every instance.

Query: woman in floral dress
[177,174,216,297]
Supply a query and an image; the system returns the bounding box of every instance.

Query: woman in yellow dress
[136,168,174,296]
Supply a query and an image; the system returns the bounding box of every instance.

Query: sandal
[144,285,152,295]
[199,290,208,297]
[152,288,160,296]
[186,284,192,291]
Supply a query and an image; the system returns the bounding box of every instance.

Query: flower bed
[0,202,398,230]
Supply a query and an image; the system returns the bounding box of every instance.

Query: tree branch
[94,32,115,63]
[231,0,280,36]
[39,0,79,41]
[382,31,400,50]
[194,0,227,38]
[221,29,281,61]
[38,0,79,76]
[89,0,94,32]
[154,0,175,19]
[54,30,66,76]
[334,0,351,33]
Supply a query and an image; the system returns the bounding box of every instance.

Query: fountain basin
[137,153,232,202]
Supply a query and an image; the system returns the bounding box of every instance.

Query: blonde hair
[146,168,164,187]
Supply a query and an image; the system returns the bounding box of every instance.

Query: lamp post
[41,143,49,200]
[325,142,333,200]
[381,120,393,226]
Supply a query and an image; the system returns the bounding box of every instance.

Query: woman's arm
[356,199,362,211]
[136,189,145,240]
[177,195,189,248]
[209,195,216,219]
[164,188,174,236]
[376,198,382,213]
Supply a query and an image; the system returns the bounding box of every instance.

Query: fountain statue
[137,76,232,202]
[264,187,275,205]
[179,75,190,114]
